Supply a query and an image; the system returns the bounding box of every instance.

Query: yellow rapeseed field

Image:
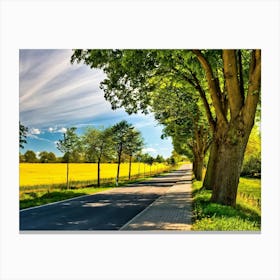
[19,162,170,187]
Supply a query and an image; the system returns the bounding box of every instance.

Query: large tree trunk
[210,121,251,206]
[202,142,218,190]
[193,49,261,206]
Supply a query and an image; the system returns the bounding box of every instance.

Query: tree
[111,120,135,185]
[144,154,154,176]
[24,150,37,163]
[71,49,261,206]
[152,87,211,181]
[155,155,165,163]
[83,127,114,187]
[167,150,185,165]
[56,127,79,189]
[19,122,28,149]
[19,153,26,162]
[123,128,144,180]
[192,50,261,205]
[39,151,57,163]
[48,152,57,163]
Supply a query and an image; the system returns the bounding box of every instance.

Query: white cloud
[29,128,41,135]
[57,127,67,133]
[47,127,67,133]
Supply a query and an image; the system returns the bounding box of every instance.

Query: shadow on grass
[192,189,261,230]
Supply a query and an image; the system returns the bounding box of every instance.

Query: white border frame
[1,1,280,279]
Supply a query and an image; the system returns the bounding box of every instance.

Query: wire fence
[238,191,261,209]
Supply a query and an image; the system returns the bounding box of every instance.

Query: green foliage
[155,154,165,163]
[166,150,186,165]
[141,153,154,165]
[19,153,25,163]
[19,122,28,149]
[123,128,144,157]
[82,127,115,163]
[24,150,37,163]
[56,127,79,162]
[241,155,261,178]
[241,125,261,177]
[39,151,57,163]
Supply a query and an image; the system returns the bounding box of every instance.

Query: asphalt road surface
[20,168,188,231]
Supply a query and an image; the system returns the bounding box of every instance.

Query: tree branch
[170,65,216,132]
[243,50,261,127]
[188,72,216,132]
[192,50,227,125]
[237,50,245,104]
[222,50,243,120]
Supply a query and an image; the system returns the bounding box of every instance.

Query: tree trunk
[116,143,122,186]
[202,142,218,190]
[116,154,121,185]
[210,122,251,206]
[193,155,204,181]
[97,159,101,187]
[66,161,69,190]
[128,155,132,180]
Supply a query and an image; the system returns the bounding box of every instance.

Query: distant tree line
[19,150,173,165]
[19,120,176,189]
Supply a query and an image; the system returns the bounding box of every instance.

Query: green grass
[191,178,261,231]
[238,177,261,199]
[20,187,114,209]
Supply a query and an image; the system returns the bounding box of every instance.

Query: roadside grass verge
[191,178,261,231]
[20,187,114,210]
[20,166,180,210]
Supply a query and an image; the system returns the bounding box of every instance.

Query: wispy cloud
[19,49,113,127]
[27,134,54,144]
[48,127,67,133]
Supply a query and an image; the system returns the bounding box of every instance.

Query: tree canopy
[71,49,261,206]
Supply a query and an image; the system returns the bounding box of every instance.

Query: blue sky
[19,49,173,159]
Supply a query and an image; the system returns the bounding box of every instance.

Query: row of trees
[71,49,261,206]
[19,121,171,189]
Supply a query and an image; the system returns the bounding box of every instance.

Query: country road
[20,166,190,231]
